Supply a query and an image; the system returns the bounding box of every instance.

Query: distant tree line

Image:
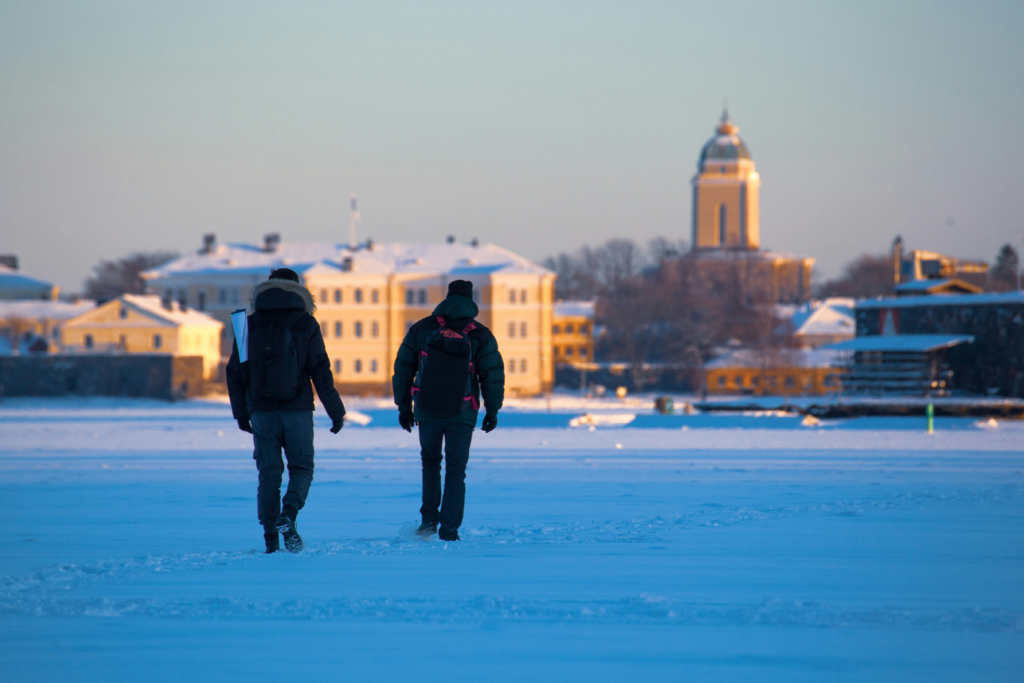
[83,251,179,302]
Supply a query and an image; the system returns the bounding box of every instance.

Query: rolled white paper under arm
[230,309,248,363]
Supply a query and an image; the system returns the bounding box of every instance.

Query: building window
[718,204,727,246]
[521,289,527,303]
[735,375,744,387]
[370,359,378,373]
[119,307,127,320]
[118,335,126,350]
[197,291,206,311]
[552,325,561,334]
[580,324,588,335]
[335,322,342,338]
[355,321,363,338]
[321,321,327,336]
[472,288,480,303]
[579,348,587,359]
[334,289,342,303]
[565,347,574,357]
[320,289,328,303]
[217,289,227,305]
[371,321,379,338]
[177,290,187,307]
[508,322,515,338]
[566,323,574,334]
[334,359,341,374]
[784,376,795,389]
[520,359,526,373]
[508,359,516,374]
[355,289,363,303]
[371,289,379,304]
[717,375,725,387]
[418,289,427,305]
[406,289,414,304]
[153,334,161,349]
[230,288,239,304]
[509,290,516,303]
[752,375,760,386]
[354,359,362,373]
[520,322,527,338]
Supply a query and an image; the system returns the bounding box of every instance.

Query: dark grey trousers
[251,410,315,527]
[418,419,474,531]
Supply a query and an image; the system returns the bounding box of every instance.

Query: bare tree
[991,243,1020,291]
[84,251,179,301]
[815,254,894,298]
[1,315,38,356]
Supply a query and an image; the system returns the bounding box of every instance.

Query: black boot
[276,510,303,553]
[438,525,460,542]
[264,530,280,554]
[416,521,438,537]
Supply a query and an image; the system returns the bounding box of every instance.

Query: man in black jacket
[226,268,346,553]
[392,280,505,541]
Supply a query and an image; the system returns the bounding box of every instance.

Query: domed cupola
[698,109,751,170]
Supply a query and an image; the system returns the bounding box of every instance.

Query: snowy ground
[2,397,1023,682]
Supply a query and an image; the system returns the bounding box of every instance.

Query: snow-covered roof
[122,295,223,326]
[893,278,982,295]
[786,298,855,338]
[706,348,841,370]
[823,334,974,353]
[858,291,1024,309]
[554,301,595,318]
[141,241,552,280]
[64,295,223,328]
[0,263,55,294]
[0,299,96,321]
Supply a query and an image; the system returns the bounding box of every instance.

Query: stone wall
[0,354,205,400]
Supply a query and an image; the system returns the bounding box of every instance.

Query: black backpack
[248,310,304,402]
[412,316,479,418]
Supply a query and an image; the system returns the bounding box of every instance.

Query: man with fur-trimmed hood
[227,268,345,553]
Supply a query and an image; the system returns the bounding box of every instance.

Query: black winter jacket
[392,294,504,427]
[226,279,345,422]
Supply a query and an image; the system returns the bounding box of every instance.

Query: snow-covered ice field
[2,397,1023,682]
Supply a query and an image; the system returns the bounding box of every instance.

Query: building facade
[704,348,841,396]
[552,301,595,365]
[142,238,556,396]
[61,294,223,379]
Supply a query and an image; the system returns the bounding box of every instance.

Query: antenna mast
[349,192,361,248]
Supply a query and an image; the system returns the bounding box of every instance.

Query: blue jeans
[418,419,474,531]
[251,411,315,527]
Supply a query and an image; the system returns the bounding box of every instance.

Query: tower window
[719,205,727,246]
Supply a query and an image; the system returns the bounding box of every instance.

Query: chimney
[342,256,353,271]
[892,235,903,285]
[446,235,456,244]
[201,233,216,254]
[263,233,281,253]
[471,238,479,248]
[0,255,17,270]
[365,238,374,251]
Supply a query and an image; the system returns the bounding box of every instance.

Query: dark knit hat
[447,280,473,299]
[269,268,300,282]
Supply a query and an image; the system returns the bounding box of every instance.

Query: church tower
[691,109,760,250]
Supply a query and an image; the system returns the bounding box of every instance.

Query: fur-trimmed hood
[250,279,316,314]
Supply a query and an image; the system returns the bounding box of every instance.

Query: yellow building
[61,295,223,379]
[704,348,842,396]
[552,300,595,365]
[141,237,556,396]
[687,110,814,304]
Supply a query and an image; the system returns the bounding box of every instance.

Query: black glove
[330,417,344,434]
[399,408,415,433]
[481,412,498,433]
[238,418,253,433]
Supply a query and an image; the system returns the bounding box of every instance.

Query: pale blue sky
[2,1,1022,292]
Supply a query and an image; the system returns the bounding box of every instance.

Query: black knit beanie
[447,280,473,299]
[269,268,300,282]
